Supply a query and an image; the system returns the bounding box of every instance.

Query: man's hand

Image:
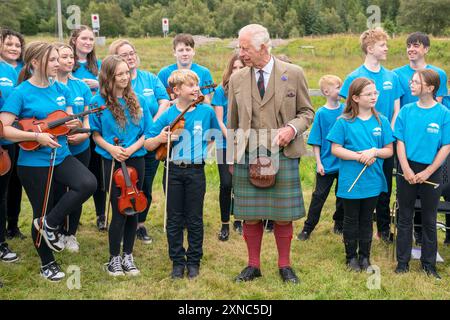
[272,126,295,147]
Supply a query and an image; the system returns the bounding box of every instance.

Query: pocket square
[286,92,296,98]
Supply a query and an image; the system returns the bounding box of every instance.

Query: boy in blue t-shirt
[145,70,220,280]
[340,28,403,244]
[157,34,214,104]
[297,75,345,241]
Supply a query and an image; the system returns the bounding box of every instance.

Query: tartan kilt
[232,153,305,221]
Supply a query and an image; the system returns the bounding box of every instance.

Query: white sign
[162,18,169,33]
[91,14,100,30]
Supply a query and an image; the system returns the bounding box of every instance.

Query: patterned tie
[257,69,265,99]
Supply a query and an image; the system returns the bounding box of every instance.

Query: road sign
[162,18,169,33]
[91,14,100,30]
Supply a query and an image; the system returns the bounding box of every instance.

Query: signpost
[162,18,169,37]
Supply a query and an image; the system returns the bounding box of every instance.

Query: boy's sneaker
[33,218,64,252]
[64,235,80,253]
[136,226,153,244]
[395,263,409,274]
[122,253,140,276]
[6,226,26,240]
[233,221,243,235]
[422,264,441,280]
[0,243,19,263]
[97,215,107,231]
[105,255,125,276]
[297,230,310,241]
[40,261,65,282]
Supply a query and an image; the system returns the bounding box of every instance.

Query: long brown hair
[222,52,244,95]
[99,55,141,128]
[414,69,440,100]
[69,25,99,76]
[18,41,56,85]
[342,77,381,124]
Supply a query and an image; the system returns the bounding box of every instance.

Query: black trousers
[375,155,394,233]
[18,156,97,265]
[343,196,379,242]
[88,138,106,217]
[6,143,22,230]
[103,157,145,257]
[303,172,344,233]
[441,183,450,236]
[54,148,91,236]
[138,151,160,223]
[217,148,233,223]
[163,164,206,267]
[396,161,442,267]
[0,144,15,243]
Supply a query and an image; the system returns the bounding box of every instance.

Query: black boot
[358,240,372,271]
[344,240,360,272]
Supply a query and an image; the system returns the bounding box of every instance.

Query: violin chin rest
[123,208,138,216]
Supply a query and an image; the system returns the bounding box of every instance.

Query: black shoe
[297,230,310,241]
[264,220,274,233]
[41,261,65,282]
[97,216,107,231]
[395,263,409,274]
[187,265,200,279]
[379,231,393,244]
[235,266,262,282]
[0,243,19,263]
[279,267,299,284]
[6,226,26,240]
[422,264,441,280]
[414,231,422,246]
[346,257,361,272]
[171,265,185,279]
[218,227,229,241]
[233,221,242,235]
[333,223,343,235]
[33,218,64,252]
[359,257,371,271]
[136,226,153,244]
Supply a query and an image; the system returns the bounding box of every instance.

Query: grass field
[0,35,449,300]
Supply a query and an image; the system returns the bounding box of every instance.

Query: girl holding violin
[89,55,153,277]
[0,34,19,263]
[109,39,169,244]
[54,43,92,252]
[145,70,220,279]
[0,41,97,281]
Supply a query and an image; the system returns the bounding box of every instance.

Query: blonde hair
[53,42,76,80]
[168,69,199,89]
[319,75,342,94]
[108,39,140,68]
[19,41,57,85]
[360,27,389,54]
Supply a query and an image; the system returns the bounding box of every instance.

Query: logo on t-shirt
[193,124,203,135]
[372,127,382,137]
[74,97,84,107]
[0,77,13,87]
[383,81,393,91]
[142,88,154,97]
[427,123,440,134]
[56,96,66,107]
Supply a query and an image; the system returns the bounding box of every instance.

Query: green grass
[1,35,449,300]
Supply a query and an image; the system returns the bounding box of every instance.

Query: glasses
[119,51,136,59]
[359,91,379,98]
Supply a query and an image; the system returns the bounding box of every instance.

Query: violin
[155,96,204,161]
[112,138,148,216]
[17,105,106,151]
[166,82,217,98]
[0,120,12,176]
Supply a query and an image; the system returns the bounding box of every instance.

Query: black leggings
[89,138,106,217]
[0,144,15,243]
[217,148,232,223]
[18,156,97,265]
[103,156,145,257]
[343,196,379,242]
[6,143,22,230]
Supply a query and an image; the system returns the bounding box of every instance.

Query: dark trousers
[0,144,15,243]
[343,196,378,242]
[103,157,144,256]
[18,156,97,265]
[6,144,22,230]
[217,148,232,223]
[138,151,159,223]
[441,183,450,237]
[303,172,344,233]
[396,161,442,267]
[163,164,206,267]
[54,148,91,236]
[375,155,394,233]
[88,138,106,217]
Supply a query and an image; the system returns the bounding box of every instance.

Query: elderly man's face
[238,32,266,68]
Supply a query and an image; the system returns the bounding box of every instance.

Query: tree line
[1,0,449,38]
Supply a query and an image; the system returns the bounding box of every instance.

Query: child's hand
[109,145,129,162]
[403,167,416,184]
[158,126,179,144]
[415,169,432,184]
[357,148,376,165]
[317,163,325,176]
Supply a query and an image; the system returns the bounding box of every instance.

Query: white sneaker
[64,235,79,253]
[122,253,140,276]
[0,243,19,263]
[40,261,65,282]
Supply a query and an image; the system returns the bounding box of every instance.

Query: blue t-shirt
[442,96,450,109]
[146,104,221,163]
[72,60,101,93]
[157,63,214,96]
[131,69,169,118]
[340,65,403,122]
[2,81,74,167]
[0,61,18,146]
[307,103,345,174]
[393,64,448,107]
[14,61,24,75]
[327,115,395,199]
[394,102,450,165]
[89,94,152,160]
[65,78,92,155]
[211,84,228,150]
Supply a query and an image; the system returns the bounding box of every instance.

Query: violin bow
[163,127,172,233]
[35,147,58,248]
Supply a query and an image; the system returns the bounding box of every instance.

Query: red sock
[274,222,293,268]
[243,222,264,268]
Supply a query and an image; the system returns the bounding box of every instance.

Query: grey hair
[238,24,272,52]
